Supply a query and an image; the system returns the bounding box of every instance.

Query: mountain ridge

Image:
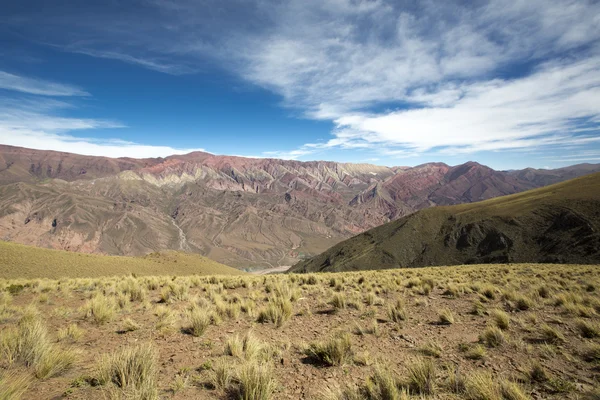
[1,144,599,269]
[290,172,600,273]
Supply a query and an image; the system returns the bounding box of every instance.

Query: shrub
[306,333,354,366]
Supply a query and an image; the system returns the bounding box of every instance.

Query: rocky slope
[1,144,599,269]
[291,172,600,272]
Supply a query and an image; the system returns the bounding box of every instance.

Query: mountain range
[291,172,600,272]
[1,144,599,269]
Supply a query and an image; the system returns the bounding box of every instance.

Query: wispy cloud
[3,0,600,163]
[0,77,204,158]
[69,48,197,75]
[0,70,89,96]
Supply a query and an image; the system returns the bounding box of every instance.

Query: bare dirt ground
[1,263,599,399]
[251,266,291,275]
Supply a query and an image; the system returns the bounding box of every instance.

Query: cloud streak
[0,70,89,96]
[3,0,600,163]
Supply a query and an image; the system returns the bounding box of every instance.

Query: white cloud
[0,70,89,96]
[0,88,204,159]
[3,0,600,162]
[0,127,205,158]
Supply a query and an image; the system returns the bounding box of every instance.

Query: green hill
[0,241,244,279]
[291,172,600,273]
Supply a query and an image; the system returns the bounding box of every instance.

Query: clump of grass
[57,324,84,343]
[225,332,264,361]
[405,357,436,395]
[182,307,211,337]
[576,319,600,338]
[0,310,76,380]
[465,344,487,360]
[97,343,158,399]
[353,351,373,366]
[121,318,141,332]
[581,342,600,362]
[257,296,293,327]
[363,365,404,399]
[514,295,533,311]
[464,371,499,400]
[438,308,455,325]
[0,372,32,400]
[154,305,176,333]
[352,320,378,336]
[539,324,565,344]
[171,373,188,394]
[499,380,529,400]
[234,361,277,400]
[330,293,347,310]
[305,333,354,366]
[528,361,548,382]
[471,300,486,316]
[491,309,510,330]
[84,295,116,325]
[387,299,407,323]
[212,358,234,390]
[35,347,77,379]
[479,326,506,348]
[481,285,497,300]
[418,340,443,358]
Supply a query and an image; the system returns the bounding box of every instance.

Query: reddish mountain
[0,144,598,269]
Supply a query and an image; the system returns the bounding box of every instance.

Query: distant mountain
[1,144,599,269]
[290,173,600,273]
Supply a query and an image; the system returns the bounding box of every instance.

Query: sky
[0,0,599,170]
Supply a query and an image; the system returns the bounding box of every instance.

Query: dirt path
[251,265,291,274]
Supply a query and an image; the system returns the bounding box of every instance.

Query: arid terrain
[1,263,600,400]
[2,145,599,269]
[293,172,600,273]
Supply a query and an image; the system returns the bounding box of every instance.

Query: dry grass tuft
[479,326,506,348]
[0,372,32,400]
[306,333,354,366]
[97,342,159,400]
[405,357,436,395]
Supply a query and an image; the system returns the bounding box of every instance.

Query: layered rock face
[1,144,598,269]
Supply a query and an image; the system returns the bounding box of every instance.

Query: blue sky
[0,0,599,170]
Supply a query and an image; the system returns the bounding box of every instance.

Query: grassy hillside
[0,241,243,279]
[0,263,599,399]
[292,172,600,273]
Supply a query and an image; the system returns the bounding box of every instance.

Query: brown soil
[1,263,599,399]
